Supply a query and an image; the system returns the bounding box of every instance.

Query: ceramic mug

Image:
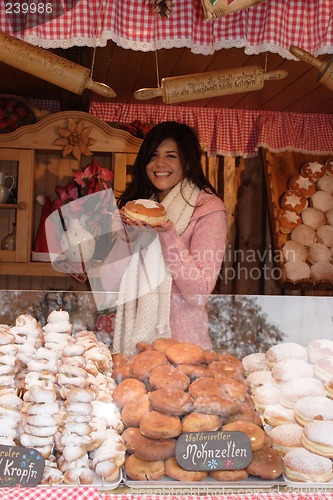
[0,172,15,203]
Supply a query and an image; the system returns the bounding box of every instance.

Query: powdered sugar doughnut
[263,404,296,427]
[283,447,333,482]
[242,352,269,374]
[311,262,333,282]
[313,357,333,383]
[310,191,333,212]
[317,175,333,194]
[302,421,333,458]
[246,370,273,389]
[294,396,333,426]
[269,423,304,456]
[301,207,326,230]
[326,208,333,226]
[271,359,313,385]
[308,339,333,364]
[290,224,316,246]
[265,342,307,367]
[307,242,331,263]
[317,224,333,246]
[284,261,311,282]
[279,377,326,408]
[282,240,308,262]
[252,383,281,413]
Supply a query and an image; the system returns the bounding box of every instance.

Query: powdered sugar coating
[284,447,333,475]
[271,359,313,385]
[269,423,303,447]
[246,370,273,389]
[263,404,296,426]
[265,343,308,366]
[308,339,333,364]
[242,353,269,374]
[252,383,281,412]
[303,421,333,446]
[294,396,333,423]
[280,377,326,408]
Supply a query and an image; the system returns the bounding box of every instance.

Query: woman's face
[145,138,185,201]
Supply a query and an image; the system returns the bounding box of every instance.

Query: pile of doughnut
[277,158,333,283]
[244,339,333,482]
[0,310,125,486]
[111,337,283,483]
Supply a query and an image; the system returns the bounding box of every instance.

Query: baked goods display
[2,307,333,487]
[0,311,125,486]
[123,199,168,226]
[276,158,333,284]
[112,339,283,483]
[244,340,333,482]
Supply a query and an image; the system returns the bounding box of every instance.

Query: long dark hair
[118,121,217,208]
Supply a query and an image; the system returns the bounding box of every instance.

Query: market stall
[0,0,333,497]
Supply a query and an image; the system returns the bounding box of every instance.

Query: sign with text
[0,445,45,487]
[175,431,252,471]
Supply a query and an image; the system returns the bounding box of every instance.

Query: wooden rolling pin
[290,45,333,92]
[0,31,116,97]
[134,66,288,104]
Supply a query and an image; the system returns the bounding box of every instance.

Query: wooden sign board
[0,445,45,487]
[175,431,252,471]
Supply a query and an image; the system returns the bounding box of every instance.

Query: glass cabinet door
[0,149,34,263]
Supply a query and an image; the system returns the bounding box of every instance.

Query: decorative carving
[54,117,95,160]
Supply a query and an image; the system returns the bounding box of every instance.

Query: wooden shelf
[0,262,65,277]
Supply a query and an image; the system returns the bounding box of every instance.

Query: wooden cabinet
[0,148,34,263]
[0,111,142,288]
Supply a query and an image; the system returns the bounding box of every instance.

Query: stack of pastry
[243,340,333,482]
[113,338,283,482]
[0,310,125,486]
[0,326,22,445]
[278,158,333,283]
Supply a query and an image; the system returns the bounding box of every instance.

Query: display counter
[0,291,333,497]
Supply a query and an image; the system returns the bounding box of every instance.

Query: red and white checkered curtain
[88,102,333,158]
[1,0,332,58]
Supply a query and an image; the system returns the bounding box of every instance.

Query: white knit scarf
[113,179,200,354]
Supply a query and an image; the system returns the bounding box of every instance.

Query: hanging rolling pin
[290,45,333,92]
[0,31,116,98]
[134,66,288,104]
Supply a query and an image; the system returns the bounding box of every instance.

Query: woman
[101,121,227,353]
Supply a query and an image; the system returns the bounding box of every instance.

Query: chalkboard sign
[0,445,45,487]
[175,431,252,471]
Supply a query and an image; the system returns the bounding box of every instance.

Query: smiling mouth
[154,172,171,177]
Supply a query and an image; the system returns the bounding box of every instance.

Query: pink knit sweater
[158,190,227,349]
